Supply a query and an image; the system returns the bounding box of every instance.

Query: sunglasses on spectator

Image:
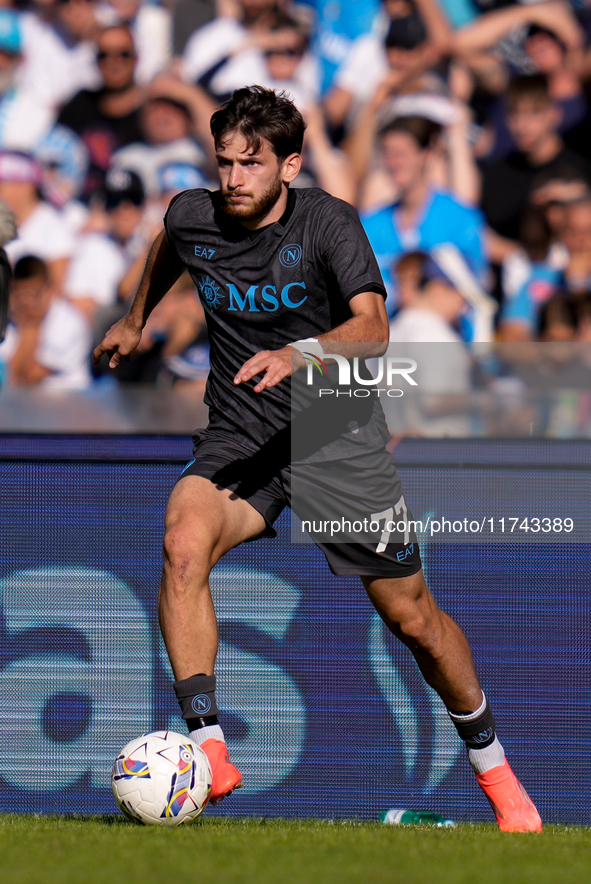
[97,50,135,61]
[264,47,303,58]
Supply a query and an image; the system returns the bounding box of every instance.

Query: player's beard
[222,171,284,223]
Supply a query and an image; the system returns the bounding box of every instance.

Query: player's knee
[399,613,442,653]
[162,521,215,588]
[389,603,446,657]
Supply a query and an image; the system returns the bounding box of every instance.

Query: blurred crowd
[0,0,590,420]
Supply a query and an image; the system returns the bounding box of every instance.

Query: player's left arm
[233,290,388,393]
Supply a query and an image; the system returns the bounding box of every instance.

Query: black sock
[448,695,496,749]
[173,672,220,732]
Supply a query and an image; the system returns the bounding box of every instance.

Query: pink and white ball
[111,731,212,826]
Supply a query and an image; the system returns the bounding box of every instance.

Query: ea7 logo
[195,246,216,259]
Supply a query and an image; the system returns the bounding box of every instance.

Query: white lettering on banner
[368,611,462,794]
[0,567,151,791]
[0,559,463,800]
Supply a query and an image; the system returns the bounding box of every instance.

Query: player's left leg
[363,569,481,709]
[363,569,542,833]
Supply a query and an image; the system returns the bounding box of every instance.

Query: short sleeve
[163,190,189,244]
[319,200,386,303]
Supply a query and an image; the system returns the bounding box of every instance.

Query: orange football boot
[476,759,542,832]
[200,739,243,805]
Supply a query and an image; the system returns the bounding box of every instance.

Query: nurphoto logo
[302,354,418,398]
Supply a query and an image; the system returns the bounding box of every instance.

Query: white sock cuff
[468,736,505,774]
[189,724,225,746]
[448,692,487,722]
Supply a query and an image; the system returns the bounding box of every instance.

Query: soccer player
[93,86,541,832]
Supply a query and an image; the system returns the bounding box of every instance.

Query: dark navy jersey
[164,186,386,446]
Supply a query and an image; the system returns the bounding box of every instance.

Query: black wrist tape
[448,698,496,749]
[173,673,219,721]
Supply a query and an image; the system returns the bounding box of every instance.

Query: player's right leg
[365,570,542,832]
[159,473,266,803]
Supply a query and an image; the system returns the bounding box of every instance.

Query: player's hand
[92,314,143,369]
[234,345,305,393]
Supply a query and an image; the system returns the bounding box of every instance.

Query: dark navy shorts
[179,428,422,579]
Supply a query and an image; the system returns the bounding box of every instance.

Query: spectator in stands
[0,150,74,288]
[325,0,451,132]
[183,6,319,109]
[537,293,577,342]
[98,0,171,86]
[157,160,209,210]
[561,197,591,294]
[110,74,215,196]
[342,10,482,208]
[65,166,147,322]
[34,124,90,235]
[497,169,586,316]
[361,116,487,311]
[109,163,199,306]
[0,8,55,150]
[296,102,356,204]
[57,25,144,201]
[390,250,469,341]
[227,12,318,110]
[312,0,381,94]
[172,0,215,59]
[19,0,100,115]
[181,0,278,95]
[260,13,313,102]
[481,75,591,247]
[0,254,91,388]
[574,292,591,342]
[386,250,473,436]
[350,92,480,210]
[453,1,586,159]
[498,207,564,341]
[529,170,590,244]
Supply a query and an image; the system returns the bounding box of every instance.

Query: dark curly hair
[210,85,306,160]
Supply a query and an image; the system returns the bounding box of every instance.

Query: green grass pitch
[1,816,590,884]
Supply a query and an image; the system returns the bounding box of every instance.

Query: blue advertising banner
[0,435,589,823]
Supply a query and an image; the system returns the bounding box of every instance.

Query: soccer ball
[111,730,212,826]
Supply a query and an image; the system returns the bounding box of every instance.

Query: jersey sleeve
[163,190,188,244]
[319,200,387,303]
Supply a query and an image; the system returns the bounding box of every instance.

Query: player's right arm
[92,229,185,369]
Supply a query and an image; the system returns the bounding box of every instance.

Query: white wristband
[288,338,324,359]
